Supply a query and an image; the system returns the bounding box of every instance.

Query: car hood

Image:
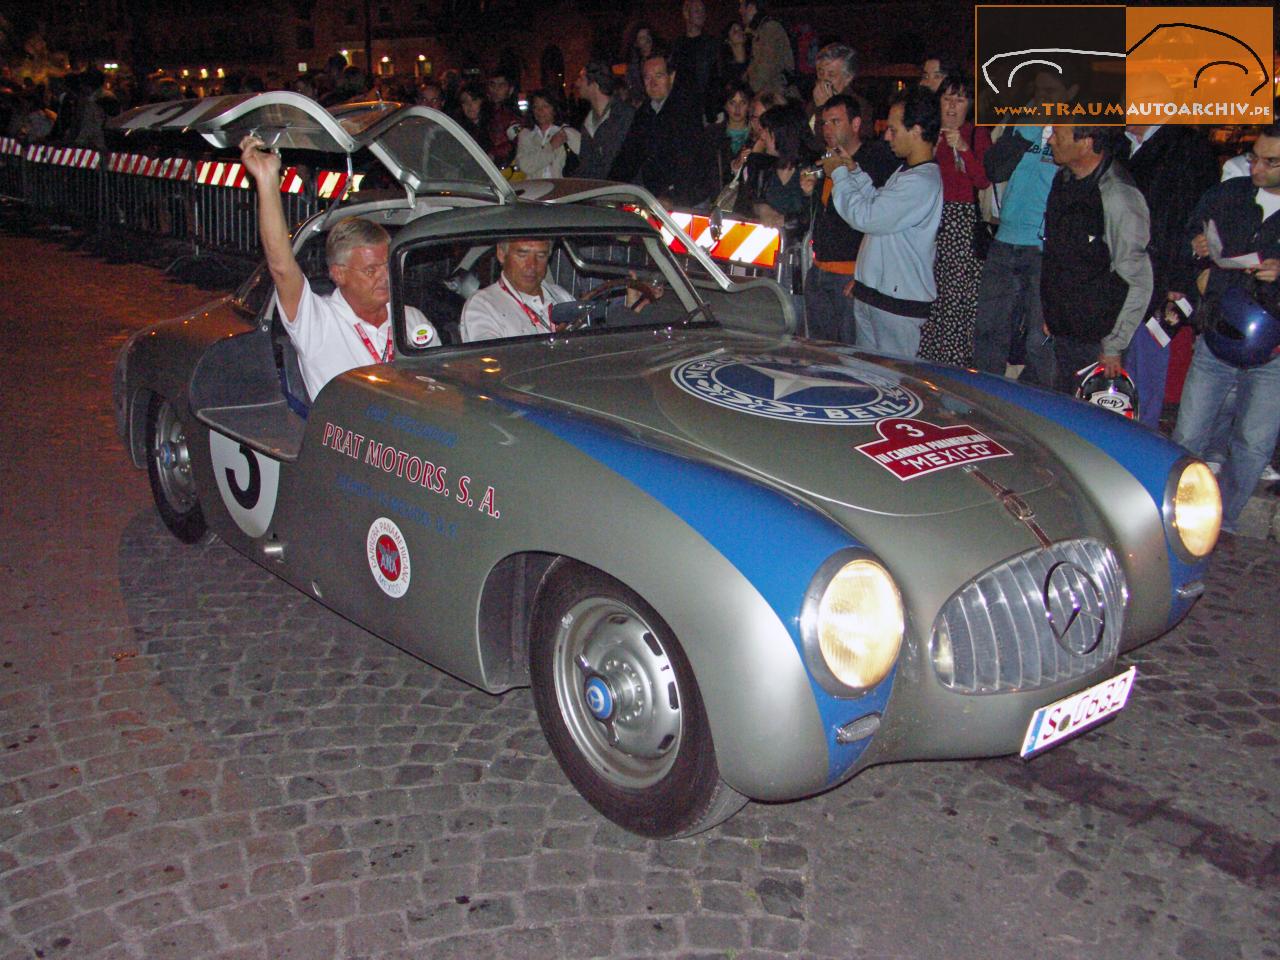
[497,333,1060,518]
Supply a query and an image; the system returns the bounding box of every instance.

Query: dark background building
[2,0,972,100]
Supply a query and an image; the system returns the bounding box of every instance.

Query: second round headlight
[1170,460,1222,559]
[804,557,904,694]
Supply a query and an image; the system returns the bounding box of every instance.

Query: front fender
[512,401,896,799]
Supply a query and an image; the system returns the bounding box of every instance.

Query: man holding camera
[798,95,896,344]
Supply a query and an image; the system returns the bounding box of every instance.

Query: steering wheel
[582,278,663,311]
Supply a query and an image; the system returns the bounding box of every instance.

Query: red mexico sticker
[855,418,1012,481]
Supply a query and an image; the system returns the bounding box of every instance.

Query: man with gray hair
[808,43,870,140]
[812,44,856,110]
[460,239,574,341]
[240,134,438,399]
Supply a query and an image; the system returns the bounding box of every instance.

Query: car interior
[396,230,703,350]
[187,222,707,464]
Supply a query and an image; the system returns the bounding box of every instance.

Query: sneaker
[1260,464,1280,482]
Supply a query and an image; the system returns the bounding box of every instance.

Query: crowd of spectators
[3,0,1278,531]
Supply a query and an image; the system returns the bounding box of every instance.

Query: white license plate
[1020,666,1136,758]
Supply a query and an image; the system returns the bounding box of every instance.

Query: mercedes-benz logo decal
[1042,561,1107,655]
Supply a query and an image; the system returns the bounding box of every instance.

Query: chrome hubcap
[553,598,682,789]
[153,404,197,512]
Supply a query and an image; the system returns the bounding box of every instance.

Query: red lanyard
[354,323,393,364]
[499,278,551,331]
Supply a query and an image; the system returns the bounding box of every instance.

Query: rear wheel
[145,395,211,544]
[530,562,746,838]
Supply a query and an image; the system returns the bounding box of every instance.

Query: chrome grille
[931,539,1127,694]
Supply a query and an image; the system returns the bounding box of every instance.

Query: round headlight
[1171,461,1221,558]
[805,557,904,694]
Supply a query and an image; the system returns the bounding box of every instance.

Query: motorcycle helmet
[1076,365,1139,418]
[1203,284,1280,369]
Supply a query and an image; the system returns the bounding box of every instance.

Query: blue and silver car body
[111,93,1220,836]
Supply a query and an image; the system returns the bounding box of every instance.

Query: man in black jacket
[610,52,714,207]
[798,94,898,343]
[1118,123,1219,427]
[1040,125,1152,391]
[670,0,721,123]
[573,61,635,181]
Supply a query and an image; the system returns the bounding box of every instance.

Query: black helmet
[1076,364,1139,419]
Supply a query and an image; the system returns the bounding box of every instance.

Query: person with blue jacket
[971,66,1079,386]
[828,86,943,358]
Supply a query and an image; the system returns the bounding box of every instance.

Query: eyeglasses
[340,262,388,279]
[1245,151,1280,170]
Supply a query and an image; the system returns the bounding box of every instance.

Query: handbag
[971,206,996,260]
[977,179,1002,226]
[972,183,999,260]
[971,218,995,261]
[713,163,744,214]
[977,123,1009,229]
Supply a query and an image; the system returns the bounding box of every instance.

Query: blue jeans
[1171,336,1280,531]
[804,267,857,343]
[973,240,1055,387]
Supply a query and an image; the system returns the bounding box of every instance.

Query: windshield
[395,230,709,351]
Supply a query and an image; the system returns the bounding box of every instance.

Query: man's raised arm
[239,134,305,322]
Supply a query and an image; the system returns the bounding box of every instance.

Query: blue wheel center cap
[584,676,615,721]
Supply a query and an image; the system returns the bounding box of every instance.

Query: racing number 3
[226,443,261,509]
[209,431,282,538]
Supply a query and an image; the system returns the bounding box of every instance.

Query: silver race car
[113,94,1221,837]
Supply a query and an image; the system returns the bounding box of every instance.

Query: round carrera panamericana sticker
[366,517,411,598]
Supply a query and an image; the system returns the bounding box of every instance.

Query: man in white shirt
[460,239,574,341]
[240,134,439,399]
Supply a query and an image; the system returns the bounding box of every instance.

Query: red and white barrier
[315,170,365,200]
[279,168,304,194]
[666,211,781,270]
[107,153,194,179]
[25,145,102,170]
[193,160,312,194]
[195,160,251,189]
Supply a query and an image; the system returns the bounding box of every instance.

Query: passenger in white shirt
[460,239,574,342]
[240,134,439,399]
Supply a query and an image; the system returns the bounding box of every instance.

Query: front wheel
[530,562,746,838]
[145,394,212,544]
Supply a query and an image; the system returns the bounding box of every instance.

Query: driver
[240,134,439,398]
[460,238,574,342]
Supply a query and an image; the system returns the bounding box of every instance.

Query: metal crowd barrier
[103,153,196,242]
[0,138,334,262]
[0,134,791,286]
[0,138,23,198]
[22,145,104,227]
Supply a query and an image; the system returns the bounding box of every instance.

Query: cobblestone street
[1,224,1277,960]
